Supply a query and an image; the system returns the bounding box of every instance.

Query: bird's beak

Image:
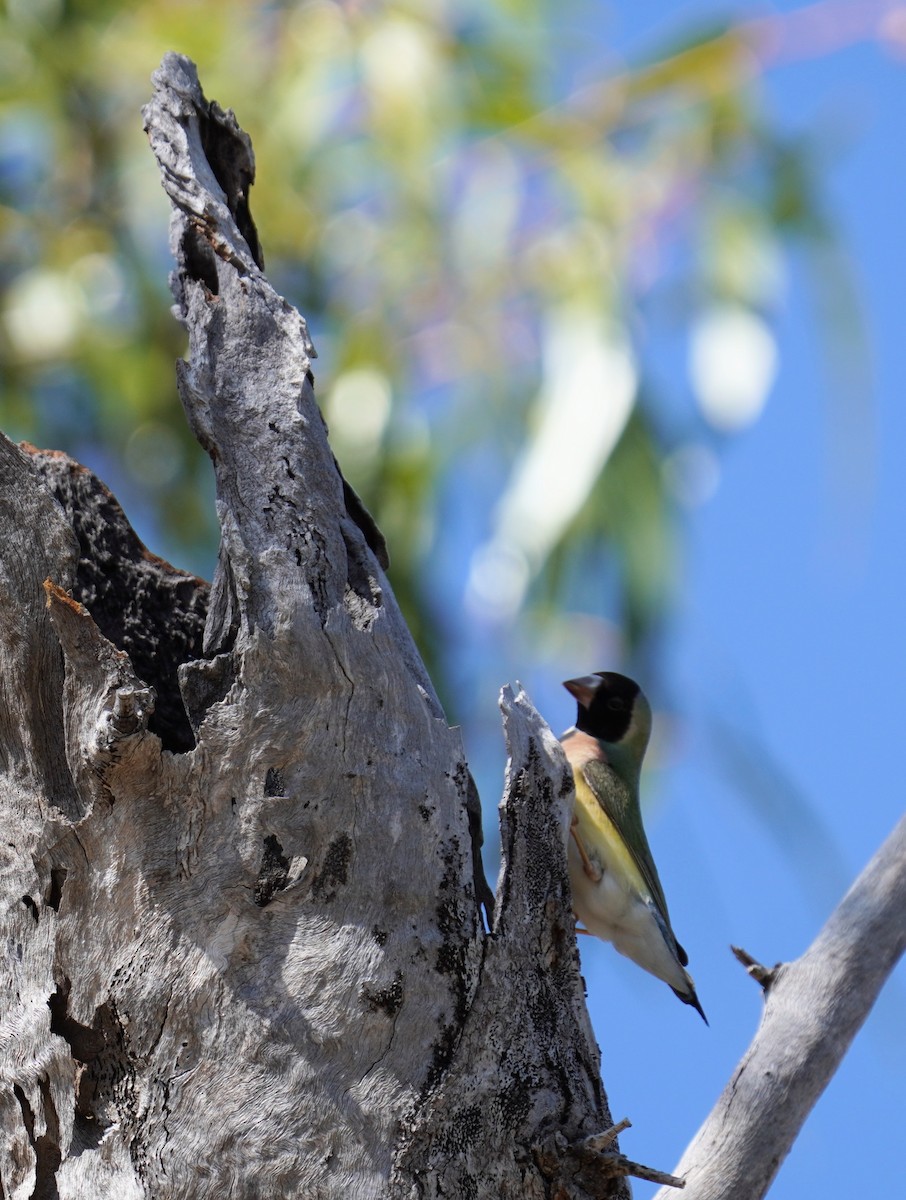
[563,675,601,708]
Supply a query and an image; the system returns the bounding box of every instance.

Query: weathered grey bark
[0,54,636,1199]
[656,814,906,1200]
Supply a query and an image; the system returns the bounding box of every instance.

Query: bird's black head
[562,671,643,743]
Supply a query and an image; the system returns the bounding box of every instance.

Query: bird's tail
[672,982,709,1025]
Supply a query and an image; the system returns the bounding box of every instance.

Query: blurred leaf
[0,0,866,707]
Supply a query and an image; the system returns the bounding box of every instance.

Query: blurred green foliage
[0,0,841,700]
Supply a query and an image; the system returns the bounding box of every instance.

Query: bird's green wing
[581,758,675,933]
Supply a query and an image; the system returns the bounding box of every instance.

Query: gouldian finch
[561,671,707,1022]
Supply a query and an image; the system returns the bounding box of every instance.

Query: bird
[560,670,707,1023]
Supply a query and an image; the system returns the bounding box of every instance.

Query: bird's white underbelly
[568,820,689,993]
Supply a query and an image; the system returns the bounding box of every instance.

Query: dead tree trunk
[0,54,633,1199]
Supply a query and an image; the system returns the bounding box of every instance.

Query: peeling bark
[0,54,627,1199]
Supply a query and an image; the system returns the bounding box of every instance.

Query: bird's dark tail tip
[673,985,709,1026]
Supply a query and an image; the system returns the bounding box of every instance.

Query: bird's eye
[607,698,625,711]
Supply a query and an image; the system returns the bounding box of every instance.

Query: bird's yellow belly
[569,774,688,992]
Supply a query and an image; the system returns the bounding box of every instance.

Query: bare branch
[657,814,906,1200]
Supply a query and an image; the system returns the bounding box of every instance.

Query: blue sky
[515,3,905,1195]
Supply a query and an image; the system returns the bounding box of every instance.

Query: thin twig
[617,1157,685,1188]
[579,1117,632,1153]
[731,945,779,990]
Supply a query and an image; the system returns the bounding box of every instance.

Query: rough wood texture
[0,54,627,1198]
[656,814,906,1200]
[26,446,209,754]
